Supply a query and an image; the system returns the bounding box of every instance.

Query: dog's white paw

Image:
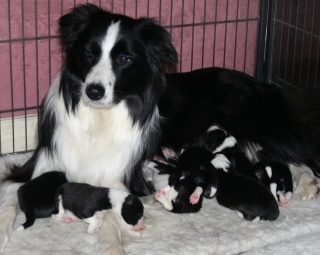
[290,164,320,201]
[0,230,9,253]
[299,175,320,201]
[97,243,125,255]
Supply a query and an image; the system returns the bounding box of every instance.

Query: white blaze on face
[270,183,278,201]
[83,21,120,108]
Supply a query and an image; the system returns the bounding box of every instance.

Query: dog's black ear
[59,4,101,51]
[137,18,178,75]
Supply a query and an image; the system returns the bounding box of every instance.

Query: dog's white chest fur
[32,78,143,191]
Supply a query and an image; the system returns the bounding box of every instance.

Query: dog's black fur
[17,171,67,230]
[5,4,320,198]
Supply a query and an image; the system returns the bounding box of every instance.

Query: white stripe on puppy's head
[82,21,120,108]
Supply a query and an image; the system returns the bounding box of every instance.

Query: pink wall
[0,0,260,118]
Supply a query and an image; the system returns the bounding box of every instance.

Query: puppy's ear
[137,18,178,75]
[59,4,101,51]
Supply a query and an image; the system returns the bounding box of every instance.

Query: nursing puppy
[150,158,207,213]
[209,150,279,222]
[215,161,280,222]
[52,183,144,234]
[17,171,67,231]
[255,160,293,208]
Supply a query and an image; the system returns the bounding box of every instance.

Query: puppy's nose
[86,84,105,100]
[131,218,144,231]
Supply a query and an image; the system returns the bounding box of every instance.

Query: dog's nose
[86,84,105,100]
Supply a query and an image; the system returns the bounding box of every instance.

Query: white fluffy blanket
[1,153,320,255]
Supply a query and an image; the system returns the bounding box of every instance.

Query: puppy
[17,171,67,231]
[254,160,293,208]
[216,162,280,222]
[149,160,206,213]
[52,183,144,234]
[209,152,279,222]
[153,147,219,212]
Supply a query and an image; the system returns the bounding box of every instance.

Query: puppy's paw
[278,200,289,208]
[189,193,200,205]
[16,226,25,232]
[62,216,77,224]
[154,189,167,199]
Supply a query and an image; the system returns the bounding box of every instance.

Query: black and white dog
[1,3,320,252]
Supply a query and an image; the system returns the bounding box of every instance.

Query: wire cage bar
[0,0,261,155]
[268,0,320,89]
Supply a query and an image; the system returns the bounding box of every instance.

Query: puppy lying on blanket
[153,147,279,222]
[255,160,293,208]
[52,183,144,233]
[17,172,144,234]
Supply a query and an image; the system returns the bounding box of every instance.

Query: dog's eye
[119,55,130,64]
[85,50,93,58]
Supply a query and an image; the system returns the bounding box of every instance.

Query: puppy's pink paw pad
[279,201,289,208]
[62,216,76,223]
[189,194,200,205]
[155,190,166,199]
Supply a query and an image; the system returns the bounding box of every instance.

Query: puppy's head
[121,194,144,231]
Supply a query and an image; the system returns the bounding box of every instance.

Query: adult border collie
[1,3,320,252]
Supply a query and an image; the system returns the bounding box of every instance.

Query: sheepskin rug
[1,153,320,255]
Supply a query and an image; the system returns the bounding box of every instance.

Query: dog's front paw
[297,173,320,201]
[97,243,125,255]
[300,177,320,200]
[0,230,9,253]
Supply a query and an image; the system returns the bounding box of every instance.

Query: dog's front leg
[0,182,22,252]
[97,210,125,255]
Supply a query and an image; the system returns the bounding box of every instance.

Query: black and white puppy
[149,156,209,213]
[17,171,67,231]
[206,149,280,222]
[215,158,280,222]
[52,183,144,234]
[255,160,293,208]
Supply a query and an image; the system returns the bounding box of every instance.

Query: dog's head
[58,4,177,115]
